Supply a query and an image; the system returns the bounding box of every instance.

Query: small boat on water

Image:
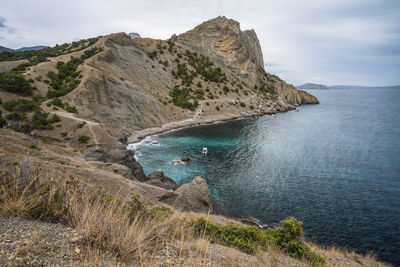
[152,140,161,146]
[202,147,208,154]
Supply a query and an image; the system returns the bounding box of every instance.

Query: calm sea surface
[135,89,400,265]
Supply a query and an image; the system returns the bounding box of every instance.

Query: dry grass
[0,159,390,266]
[308,243,392,267]
[0,160,212,265]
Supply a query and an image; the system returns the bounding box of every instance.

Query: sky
[1,0,399,86]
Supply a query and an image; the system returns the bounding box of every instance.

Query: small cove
[133,88,400,265]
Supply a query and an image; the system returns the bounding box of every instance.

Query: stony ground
[0,215,83,266]
[0,215,303,267]
[0,215,390,267]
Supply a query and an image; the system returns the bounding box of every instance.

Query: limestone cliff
[175,16,318,106]
[61,16,317,141]
[0,16,318,145]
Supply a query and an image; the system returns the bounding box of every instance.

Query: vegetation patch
[147,51,157,60]
[0,110,7,128]
[32,112,60,130]
[169,86,197,111]
[3,98,40,112]
[0,72,32,95]
[28,144,40,150]
[5,112,27,121]
[195,217,325,265]
[46,47,102,98]
[0,37,100,72]
[77,121,86,128]
[78,135,91,144]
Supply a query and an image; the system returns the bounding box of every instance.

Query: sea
[132,88,400,265]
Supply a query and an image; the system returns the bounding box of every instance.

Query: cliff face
[1,16,318,145]
[175,17,263,87]
[175,16,318,106]
[64,16,317,140]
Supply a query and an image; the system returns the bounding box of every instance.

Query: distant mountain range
[296,83,400,90]
[0,45,48,52]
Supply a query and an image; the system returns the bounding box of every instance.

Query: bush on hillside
[195,216,325,265]
[0,72,32,95]
[5,112,27,121]
[78,135,91,144]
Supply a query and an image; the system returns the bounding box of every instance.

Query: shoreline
[126,107,294,145]
[124,107,300,226]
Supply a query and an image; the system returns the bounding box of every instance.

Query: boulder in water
[181,156,192,163]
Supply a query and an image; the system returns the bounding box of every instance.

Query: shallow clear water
[135,89,400,265]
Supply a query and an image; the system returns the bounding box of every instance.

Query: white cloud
[0,0,399,86]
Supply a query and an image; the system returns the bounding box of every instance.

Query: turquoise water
[135,88,400,265]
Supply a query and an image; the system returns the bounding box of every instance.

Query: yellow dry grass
[0,160,391,267]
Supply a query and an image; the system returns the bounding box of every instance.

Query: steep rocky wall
[175,16,263,87]
[176,16,317,106]
[62,17,317,140]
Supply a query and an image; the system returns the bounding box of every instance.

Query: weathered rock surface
[57,16,318,141]
[145,170,178,190]
[175,16,318,106]
[161,176,212,213]
[83,146,146,181]
[181,156,192,163]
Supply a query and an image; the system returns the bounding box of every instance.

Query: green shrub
[49,98,64,108]
[0,116,6,127]
[223,85,230,93]
[260,84,277,96]
[32,112,58,130]
[65,104,78,113]
[240,102,245,107]
[50,114,61,123]
[78,135,90,144]
[169,86,195,111]
[77,121,86,128]
[3,99,40,112]
[216,105,220,111]
[28,144,40,150]
[0,72,32,95]
[197,81,202,88]
[250,104,254,110]
[147,51,157,60]
[5,112,27,121]
[0,98,2,104]
[196,217,325,265]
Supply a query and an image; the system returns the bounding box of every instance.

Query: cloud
[0,17,5,28]
[0,0,399,86]
[0,16,17,35]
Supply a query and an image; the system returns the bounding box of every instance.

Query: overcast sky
[1,0,399,86]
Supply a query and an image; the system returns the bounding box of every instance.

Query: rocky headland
[0,16,388,266]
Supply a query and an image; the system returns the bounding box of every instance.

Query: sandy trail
[51,111,100,145]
